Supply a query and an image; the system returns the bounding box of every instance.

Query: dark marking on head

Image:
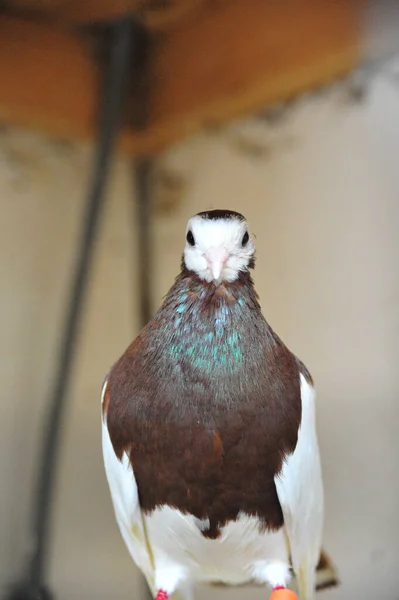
[248,255,256,270]
[105,267,305,539]
[196,209,246,221]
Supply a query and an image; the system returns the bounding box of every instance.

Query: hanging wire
[5,18,138,600]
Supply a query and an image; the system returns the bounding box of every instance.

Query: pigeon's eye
[241,231,249,246]
[186,230,195,246]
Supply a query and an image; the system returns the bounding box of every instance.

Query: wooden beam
[3,0,144,24]
[0,17,99,142]
[0,2,363,155]
[3,0,204,27]
[129,0,363,153]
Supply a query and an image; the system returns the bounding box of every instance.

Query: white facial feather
[183,215,255,283]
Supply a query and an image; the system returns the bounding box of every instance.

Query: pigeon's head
[183,209,255,284]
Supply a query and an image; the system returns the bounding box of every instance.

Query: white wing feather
[101,380,156,595]
[274,373,324,600]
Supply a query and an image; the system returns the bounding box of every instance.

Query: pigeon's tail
[314,549,339,591]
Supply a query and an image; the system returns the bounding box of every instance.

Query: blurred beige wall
[1,63,399,600]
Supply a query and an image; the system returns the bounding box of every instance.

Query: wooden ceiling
[0,0,364,155]
[1,0,207,28]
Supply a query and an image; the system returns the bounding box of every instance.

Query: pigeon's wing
[274,369,324,600]
[101,378,156,595]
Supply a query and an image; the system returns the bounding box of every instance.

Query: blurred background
[1,1,399,600]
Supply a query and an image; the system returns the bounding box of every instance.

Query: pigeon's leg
[252,561,297,599]
[154,588,193,600]
[154,564,187,600]
[270,588,297,599]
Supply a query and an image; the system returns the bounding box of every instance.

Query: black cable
[5,18,137,600]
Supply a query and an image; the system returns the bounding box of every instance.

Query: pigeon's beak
[206,248,229,281]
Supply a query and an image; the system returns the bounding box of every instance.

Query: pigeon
[101,209,324,600]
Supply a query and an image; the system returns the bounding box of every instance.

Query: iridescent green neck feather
[150,269,269,380]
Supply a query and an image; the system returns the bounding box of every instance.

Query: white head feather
[183,211,255,284]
